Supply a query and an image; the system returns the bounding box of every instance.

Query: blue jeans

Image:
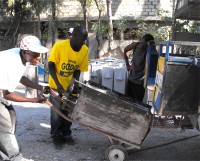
[0,101,22,161]
[49,94,72,137]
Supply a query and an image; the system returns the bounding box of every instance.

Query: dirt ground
[12,85,200,161]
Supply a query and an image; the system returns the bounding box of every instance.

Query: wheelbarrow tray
[70,84,152,147]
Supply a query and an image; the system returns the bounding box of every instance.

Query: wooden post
[25,65,38,98]
[44,59,49,83]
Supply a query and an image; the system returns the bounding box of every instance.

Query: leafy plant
[113,16,128,40]
[133,9,173,43]
[91,21,108,39]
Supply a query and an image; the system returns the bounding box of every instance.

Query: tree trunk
[36,11,42,40]
[106,0,113,51]
[12,15,23,47]
[82,0,89,47]
[94,0,103,59]
[172,0,179,40]
[3,1,24,49]
[51,0,56,46]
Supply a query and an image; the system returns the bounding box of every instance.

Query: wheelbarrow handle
[50,88,78,105]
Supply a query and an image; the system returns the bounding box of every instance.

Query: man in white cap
[0,35,50,161]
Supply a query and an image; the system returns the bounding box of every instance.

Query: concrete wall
[0,0,173,21]
[88,32,133,59]
[40,0,173,21]
[0,0,173,55]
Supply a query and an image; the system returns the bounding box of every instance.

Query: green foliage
[157,9,172,24]
[90,0,106,33]
[7,0,14,7]
[176,20,200,33]
[0,0,50,20]
[132,9,173,43]
[91,21,108,39]
[29,0,50,14]
[113,16,127,32]
[56,21,70,34]
[113,16,127,39]
[134,20,171,42]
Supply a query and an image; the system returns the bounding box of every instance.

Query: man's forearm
[73,70,80,92]
[48,62,61,86]
[3,90,37,102]
[20,76,43,91]
[73,70,80,80]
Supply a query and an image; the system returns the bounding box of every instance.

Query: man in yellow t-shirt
[48,26,88,146]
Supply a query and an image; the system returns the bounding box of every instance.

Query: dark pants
[0,102,22,161]
[49,94,72,137]
[127,80,145,103]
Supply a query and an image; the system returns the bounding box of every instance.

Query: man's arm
[48,61,64,93]
[72,70,81,94]
[3,90,39,103]
[20,76,43,91]
[124,42,139,71]
[124,42,135,71]
[73,70,81,81]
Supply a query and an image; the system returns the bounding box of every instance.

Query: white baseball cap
[68,28,74,34]
[20,35,49,53]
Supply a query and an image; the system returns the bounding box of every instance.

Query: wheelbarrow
[45,80,152,161]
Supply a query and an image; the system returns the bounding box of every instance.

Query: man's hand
[37,96,47,103]
[42,86,50,94]
[32,95,47,103]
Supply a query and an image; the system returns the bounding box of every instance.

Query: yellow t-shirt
[48,39,88,90]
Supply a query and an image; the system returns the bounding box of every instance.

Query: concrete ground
[12,82,200,161]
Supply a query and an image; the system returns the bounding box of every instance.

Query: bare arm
[48,61,64,93]
[73,70,80,81]
[73,70,80,93]
[20,76,43,91]
[124,42,138,71]
[3,90,38,103]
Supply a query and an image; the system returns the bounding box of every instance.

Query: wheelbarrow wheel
[105,145,128,161]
